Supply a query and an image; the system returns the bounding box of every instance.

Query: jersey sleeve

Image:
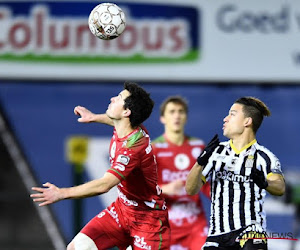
[107,147,140,181]
[201,146,219,183]
[258,150,284,179]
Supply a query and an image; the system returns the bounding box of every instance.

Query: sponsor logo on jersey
[116,154,130,165]
[216,170,251,183]
[118,190,138,207]
[162,169,190,182]
[106,206,121,227]
[174,153,190,170]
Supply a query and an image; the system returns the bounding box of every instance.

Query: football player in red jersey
[31,82,170,250]
[152,96,210,250]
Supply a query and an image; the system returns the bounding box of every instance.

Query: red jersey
[152,134,210,229]
[107,125,166,211]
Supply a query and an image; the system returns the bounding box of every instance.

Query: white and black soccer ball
[88,3,126,40]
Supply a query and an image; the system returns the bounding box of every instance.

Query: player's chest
[214,150,254,174]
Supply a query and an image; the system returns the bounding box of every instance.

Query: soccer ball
[88,3,126,40]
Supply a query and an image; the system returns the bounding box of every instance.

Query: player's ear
[160,116,166,125]
[244,117,252,127]
[123,108,131,118]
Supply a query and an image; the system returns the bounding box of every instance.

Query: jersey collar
[230,139,257,154]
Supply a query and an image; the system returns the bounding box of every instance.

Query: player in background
[152,96,210,250]
[31,82,170,250]
[186,97,285,250]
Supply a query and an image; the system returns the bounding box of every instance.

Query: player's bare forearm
[62,178,114,199]
[161,180,184,196]
[266,173,285,196]
[74,106,114,126]
[93,113,114,126]
[31,173,120,206]
[185,162,204,195]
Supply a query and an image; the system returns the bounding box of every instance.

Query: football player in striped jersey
[186,96,285,250]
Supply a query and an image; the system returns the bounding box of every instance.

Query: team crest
[174,153,190,170]
[245,155,254,168]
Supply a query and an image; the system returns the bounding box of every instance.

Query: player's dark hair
[160,96,189,116]
[124,81,154,128]
[235,97,271,133]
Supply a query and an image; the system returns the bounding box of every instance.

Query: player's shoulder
[126,126,149,149]
[152,135,168,148]
[218,140,230,150]
[186,136,205,146]
[210,140,230,156]
[152,135,165,143]
[254,142,278,159]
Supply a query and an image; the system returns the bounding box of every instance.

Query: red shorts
[81,198,170,250]
[170,218,208,250]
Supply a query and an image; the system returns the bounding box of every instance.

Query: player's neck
[231,133,256,152]
[164,130,185,145]
[114,120,135,138]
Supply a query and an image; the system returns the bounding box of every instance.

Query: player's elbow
[100,182,113,194]
[267,183,285,196]
[276,185,285,196]
[186,188,197,196]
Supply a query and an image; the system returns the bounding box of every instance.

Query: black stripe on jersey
[250,152,258,222]
[219,162,225,233]
[256,150,265,227]
[257,150,271,173]
[228,176,234,231]
[258,189,264,227]
[239,158,246,228]
[211,161,217,235]
[217,145,225,154]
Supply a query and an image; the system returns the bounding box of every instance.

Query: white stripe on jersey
[203,140,282,236]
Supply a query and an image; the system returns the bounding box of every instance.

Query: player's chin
[172,126,183,133]
[223,129,228,137]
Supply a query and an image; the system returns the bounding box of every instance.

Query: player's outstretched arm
[74,105,114,126]
[31,173,120,206]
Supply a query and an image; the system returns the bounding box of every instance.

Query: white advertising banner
[0,0,299,82]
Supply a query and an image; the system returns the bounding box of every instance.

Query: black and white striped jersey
[202,139,283,237]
